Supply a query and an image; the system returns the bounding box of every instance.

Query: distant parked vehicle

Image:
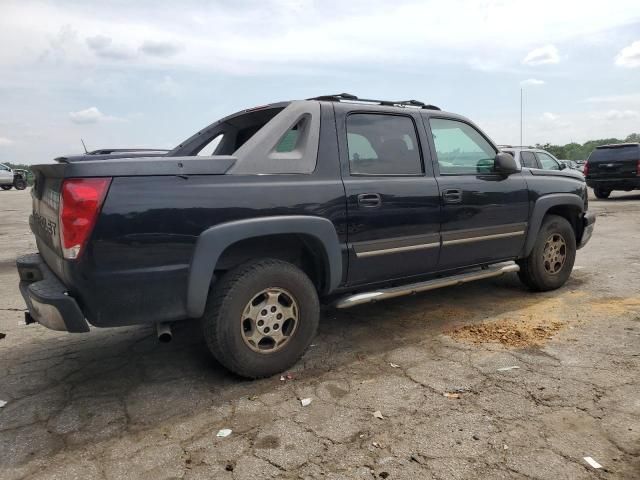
[584,143,640,199]
[499,147,584,180]
[0,163,28,190]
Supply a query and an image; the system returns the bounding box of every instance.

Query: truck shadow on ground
[0,272,587,466]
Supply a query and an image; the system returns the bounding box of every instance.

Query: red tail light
[583,161,589,177]
[637,159,640,175]
[59,178,111,259]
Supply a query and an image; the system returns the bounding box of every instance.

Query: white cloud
[69,107,103,124]
[0,137,14,146]
[520,78,545,86]
[152,76,180,97]
[602,109,639,120]
[522,45,560,66]
[615,40,640,68]
[542,112,558,121]
[68,106,124,124]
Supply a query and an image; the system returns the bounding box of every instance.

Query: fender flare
[186,215,342,318]
[522,193,584,256]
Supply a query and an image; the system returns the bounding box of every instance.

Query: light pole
[520,88,523,146]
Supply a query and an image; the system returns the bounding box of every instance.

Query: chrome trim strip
[356,242,440,258]
[442,230,524,246]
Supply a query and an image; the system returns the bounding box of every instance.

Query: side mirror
[495,152,520,174]
[558,162,567,170]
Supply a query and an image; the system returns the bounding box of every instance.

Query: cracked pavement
[1,189,639,479]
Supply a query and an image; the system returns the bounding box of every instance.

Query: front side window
[537,152,560,170]
[346,114,422,175]
[429,118,496,175]
[520,151,538,168]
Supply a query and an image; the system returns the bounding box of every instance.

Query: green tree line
[536,133,640,161]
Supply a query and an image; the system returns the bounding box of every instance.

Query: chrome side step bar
[333,262,520,309]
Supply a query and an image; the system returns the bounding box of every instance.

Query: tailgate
[591,160,637,178]
[29,164,65,260]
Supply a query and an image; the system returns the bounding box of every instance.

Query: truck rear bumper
[586,178,640,190]
[16,254,90,333]
[578,212,596,249]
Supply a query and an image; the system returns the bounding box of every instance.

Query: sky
[1,0,640,164]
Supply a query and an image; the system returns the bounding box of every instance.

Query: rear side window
[429,118,496,174]
[520,151,538,168]
[589,145,640,162]
[346,114,423,175]
[197,134,224,156]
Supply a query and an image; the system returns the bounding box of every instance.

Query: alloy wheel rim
[542,233,566,275]
[240,287,299,354]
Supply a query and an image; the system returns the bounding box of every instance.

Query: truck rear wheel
[201,259,319,378]
[593,187,611,199]
[517,215,576,291]
[13,179,27,190]
[1,185,11,191]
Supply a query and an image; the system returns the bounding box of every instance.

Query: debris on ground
[583,456,602,469]
[372,441,381,448]
[446,317,564,348]
[443,392,461,399]
[0,400,7,408]
[279,373,294,381]
[497,366,520,371]
[300,397,312,407]
[216,429,232,438]
[389,362,400,368]
[0,333,5,340]
[373,410,384,420]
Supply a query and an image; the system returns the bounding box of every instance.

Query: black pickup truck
[17,94,595,378]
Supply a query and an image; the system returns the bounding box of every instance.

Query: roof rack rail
[308,93,441,111]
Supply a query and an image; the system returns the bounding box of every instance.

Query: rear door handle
[357,193,382,208]
[442,188,462,204]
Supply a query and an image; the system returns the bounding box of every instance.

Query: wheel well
[214,234,327,292]
[545,205,582,241]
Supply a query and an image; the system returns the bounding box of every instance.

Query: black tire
[202,259,319,379]
[13,179,27,190]
[517,215,576,292]
[0,185,11,191]
[593,187,611,199]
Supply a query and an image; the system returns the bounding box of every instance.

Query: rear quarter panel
[75,173,346,327]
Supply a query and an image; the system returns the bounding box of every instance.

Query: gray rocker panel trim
[522,193,585,256]
[186,215,342,318]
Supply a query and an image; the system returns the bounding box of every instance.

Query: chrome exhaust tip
[156,322,172,343]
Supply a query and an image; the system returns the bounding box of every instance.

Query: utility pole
[520,88,523,146]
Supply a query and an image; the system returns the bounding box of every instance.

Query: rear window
[589,145,640,162]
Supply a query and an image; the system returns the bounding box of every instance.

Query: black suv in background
[585,143,640,198]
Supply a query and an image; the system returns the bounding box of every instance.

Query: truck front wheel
[517,215,576,291]
[201,259,319,378]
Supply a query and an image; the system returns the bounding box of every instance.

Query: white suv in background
[499,146,582,176]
